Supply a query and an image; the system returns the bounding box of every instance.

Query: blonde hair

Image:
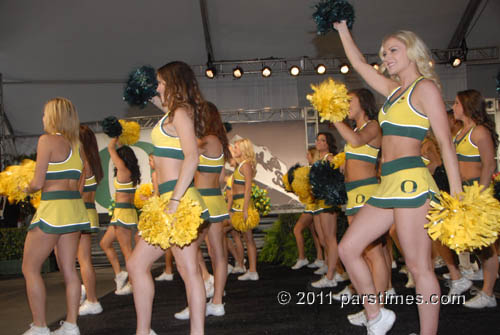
[307,147,320,163]
[43,97,80,149]
[235,138,257,178]
[379,30,441,90]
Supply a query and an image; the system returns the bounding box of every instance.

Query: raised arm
[107,137,127,172]
[333,120,380,147]
[334,21,397,97]
[170,108,199,210]
[414,81,462,196]
[27,135,52,193]
[472,126,496,188]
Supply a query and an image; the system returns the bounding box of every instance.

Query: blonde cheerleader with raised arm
[334,20,462,335]
[230,138,260,280]
[127,61,209,335]
[22,98,90,335]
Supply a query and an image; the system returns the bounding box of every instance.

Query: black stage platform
[66,263,500,334]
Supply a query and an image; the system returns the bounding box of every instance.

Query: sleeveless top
[454,127,481,162]
[233,160,248,185]
[378,76,429,141]
[151,113,184,160]
[198,153,224,174]
[83,175,97,192]
[344,121,379,164]
[114,178,136,193]
[45,139,83,180]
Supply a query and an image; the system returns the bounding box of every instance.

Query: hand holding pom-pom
[123,65,158,108]
[101,116,123,138]
[307,78,351,123]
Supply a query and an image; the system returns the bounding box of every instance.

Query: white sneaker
[463,291,497,309]
[366,308,396,335]
[391,260,397,269]
[206,300,225,316]
[114,271,128,290]
[313,264,328,275]
[174,306,190,320]
[385,288,396,297]
[463,268,484,281]
[78,300,103,316]
[231,265,246,274]
[291,258,309,270]
[332,286,354,301]
[227,264,234,275]
[205,281,214,298]
[115,281,133,295]
[448,277,472,296]
[79,285,86,306]
[311,275,337,288]
[405,271,415,288]
[333,272,349,282]
[307,259,324,269]
[434,256,446,269]
[155,271,174,281]
[237,271,259,281]
[22,324,50,335]
[51,321,80,335]
[148,330,158,335]
[347,310,366,326]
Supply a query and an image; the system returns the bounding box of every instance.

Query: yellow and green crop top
[379,76,429,141]
[45,144,83,180]
[344,121,379,164]
[233,160,247,185]
[226,174,234,190]
[198,153,224,174]
[83,175,97,192]
[151,113,184,160]
[114,178,136,193]
[454,127,481,162]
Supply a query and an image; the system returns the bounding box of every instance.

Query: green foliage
[0,227,27,261]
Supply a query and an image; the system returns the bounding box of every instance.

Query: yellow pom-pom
[291,166,315,205]
[30,191,42,209]
[331,152,346,169]
[118,120,141,146]
[306,78,351,123]
[134,183,153,209]
[0,159,36,204]
[138,193,204,249]
[282,173,292,192]
[425,182,500,253]
[232,208,260,232]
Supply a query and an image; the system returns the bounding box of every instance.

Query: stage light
[289,65,300,76]
[261,66,272,78]
[428,60,434,68]
[340,63,350,74]
[315,64,326,75]
[450,57,462,68]
[371,63,380,71]
[233,66,243,79]
[205,66,216,79]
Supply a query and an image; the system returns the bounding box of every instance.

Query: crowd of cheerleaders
[16,35,500,335]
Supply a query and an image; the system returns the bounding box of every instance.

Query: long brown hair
[201,101,232,162]
[79,125,104,183]
[157,61,205,137]
[457,89,498,149]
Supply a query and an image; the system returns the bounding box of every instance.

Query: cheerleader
[310,132,342,288]
[127,61,209,335]
[22,98,90,335]
[229,138,260,280]
[291,148,325,270]
[441,89,498,308]
[334,20,462,335]
[99,137,141,295]
[77,125,104,315]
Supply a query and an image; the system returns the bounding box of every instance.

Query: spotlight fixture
[340,63,350,74]
[261,66,272,78]
[289,65,301,76]
[450,39,468,69]
[428,60,434,68]
[315,64,326,75]
[205,66,216,79]
[450,56,462,68]
[233,66,243,79]
[371,63,380,71]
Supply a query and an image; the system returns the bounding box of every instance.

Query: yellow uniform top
[454,127,481,162]
[344,121,379,164]
[114,178,136,193]
[83,175,97,192]
[226,174,233,191]
[379,76,429,141]
[233,160,247,185]
[45,143,83,180]
[151,113,184,160]
[198,153,224,174]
